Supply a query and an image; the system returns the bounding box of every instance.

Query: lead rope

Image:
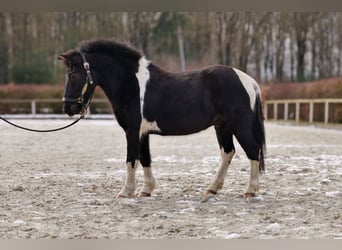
[0,115,84,133]
[0,51,95,133]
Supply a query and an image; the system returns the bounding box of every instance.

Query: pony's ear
[57,54,67,61]
[58,49,81,66]
[58,52,72,67]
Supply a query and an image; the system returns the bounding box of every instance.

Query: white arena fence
[0,98,114,119]
[264,98,342,124]
[1,98,342,123]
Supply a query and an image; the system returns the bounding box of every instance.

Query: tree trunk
[4,13,13,83]
[310,31,317,80]
[290,36,295,82]
[296,38,306,82]
[0,13,8,84]
[177,25,186,72]
[216,13,225,65]
[293,13,317,82]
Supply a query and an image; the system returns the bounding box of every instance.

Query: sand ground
[0,119,341,238]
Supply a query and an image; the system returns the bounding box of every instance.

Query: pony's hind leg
[138,134,156,197]
[234,127,261,198]
[207,124,235,195]
[244,160,260,198]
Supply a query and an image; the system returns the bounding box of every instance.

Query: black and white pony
[58,39,265,199]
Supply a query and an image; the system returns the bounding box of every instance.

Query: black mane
[77,39,143,62]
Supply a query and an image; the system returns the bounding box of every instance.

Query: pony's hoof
[117,194,130,199]
[117,193,135,199]
[138,192,151,197]
[243,192,256,198]
[206,190,217,195]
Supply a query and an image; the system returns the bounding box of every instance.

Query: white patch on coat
[207,149,235,193]
[135,56,150,117]
[118,161,138,198]
[245,160,260,195]
[139,167,156,195]
[232,68,260,110]
[140,118,161,138]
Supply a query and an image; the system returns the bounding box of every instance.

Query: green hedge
[11,50,56,84]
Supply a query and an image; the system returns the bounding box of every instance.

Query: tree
[292,13,316,82]
[237,13,271,72]
[152,12,187,71]
[128,12,159,57]
[0,12,342,84]
[274,13,289,82]
[215,12,239,66]
[0,13,8,84]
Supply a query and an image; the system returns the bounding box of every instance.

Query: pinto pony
[58,39,266,198]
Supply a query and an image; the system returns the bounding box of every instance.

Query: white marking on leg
[244,160,260,196]
[232,68,260,110]
[118,161,138,198]
[139,118,161,138]
[207,149,235,194]
[139,167,156,196]
[135,56,150,117]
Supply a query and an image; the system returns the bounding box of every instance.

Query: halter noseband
[62,52,95,116]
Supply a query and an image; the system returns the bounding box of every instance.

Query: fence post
[309,101,314,123]
[273,102,278,120]
[284,102,288,121]
[31,100,36,115]
[324,101,329,124]
[264,103,268,120]
[295,102,300,123]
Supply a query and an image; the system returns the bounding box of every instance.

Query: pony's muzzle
[63,102,82,117]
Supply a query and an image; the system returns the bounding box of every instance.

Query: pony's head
[58,50,96,117]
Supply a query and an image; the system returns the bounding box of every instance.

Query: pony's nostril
[63,104,69,113]
[63,103,76,116]
[64,103,82,116]
[64,108,72,116]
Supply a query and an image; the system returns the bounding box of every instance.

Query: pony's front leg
[117,127,140,198]
[138,134,156,197]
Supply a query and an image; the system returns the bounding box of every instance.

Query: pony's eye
[69,73,79,82]
[67,67,74,74]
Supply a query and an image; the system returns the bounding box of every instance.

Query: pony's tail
[252,94,266,173]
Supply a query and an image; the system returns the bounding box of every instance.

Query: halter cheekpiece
[62,51,95,116]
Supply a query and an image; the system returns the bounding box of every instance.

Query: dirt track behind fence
[0,120,341,239]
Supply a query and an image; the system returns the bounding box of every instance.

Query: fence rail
[0,98,110,115]
[1,98,342,124]
[264,98,342,124]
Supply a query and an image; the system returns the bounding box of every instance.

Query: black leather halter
[62,52,95,116]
